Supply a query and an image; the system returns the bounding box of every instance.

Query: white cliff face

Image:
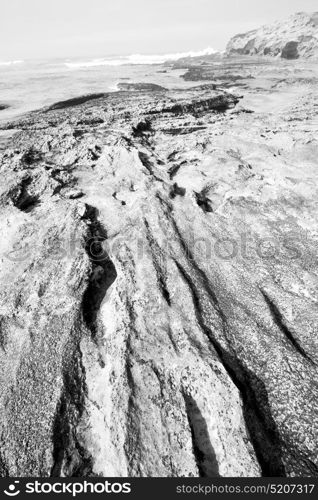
[227,12,318,59]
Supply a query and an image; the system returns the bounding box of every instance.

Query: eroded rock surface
[0,64,318,477]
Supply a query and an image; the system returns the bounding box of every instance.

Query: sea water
[0,49,217,122]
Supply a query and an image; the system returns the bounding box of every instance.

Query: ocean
[0,48,217,123]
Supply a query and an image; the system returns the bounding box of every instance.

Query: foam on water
[0,60,24,67]
[0,51,219,122]
[64,47,217,68]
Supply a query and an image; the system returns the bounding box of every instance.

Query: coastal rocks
[180,67,253,88]
[176,61,255,86]
[181,68,246,83]
[149,93,240,115]
[47,93,107,111]
[169,52,222,69]
[117,82,167,92]
[226,11,318,59]
[0,66,318,477]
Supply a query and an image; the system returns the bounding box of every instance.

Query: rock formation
[0,60,318,478]
[117,83,167,92]
[227,12,318,59]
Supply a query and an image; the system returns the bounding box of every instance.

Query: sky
[1,0,318,60]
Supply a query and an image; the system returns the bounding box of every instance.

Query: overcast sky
[1,0,317,60]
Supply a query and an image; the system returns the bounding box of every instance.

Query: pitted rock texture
[227,12,318,59]
[0,65,318,477]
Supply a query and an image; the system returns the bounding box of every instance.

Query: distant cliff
[226,12,318,59]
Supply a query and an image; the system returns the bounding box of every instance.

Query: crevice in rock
[183,392,220,477]
[81,204,117,342]
[175,260,286,477]
[0,455,9,476]
[158,275,171,306]
[50,167,75,196]
[51,206,116,476]
[147,95,239,116]
[165,325,180,353]
[87,145,102,162]
[77,117,104,126]
[21,147,43,166]
[138,151,153,174]
[16,193,40,212]
[124,326,142,474]
[195,186,213,213]
[11,177,41,212]
[0,319,7,352]
[144,218,171,306]
[51,346,93,477]
[138,151,163,182]
[163,126,207,135]
[291,453,318,476]
[169,183,186,199]
[169,226,227,326]
[168,164,181,180]
[132,118,152,137]
[261,291,314,365]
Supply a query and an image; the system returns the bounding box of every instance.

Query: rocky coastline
[0,54,318,477]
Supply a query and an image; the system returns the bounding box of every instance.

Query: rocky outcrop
[48,93,107,111]
[0,65,318,477]
[117,83,167,92]
[179,67,254,88]
[227,12,318,59]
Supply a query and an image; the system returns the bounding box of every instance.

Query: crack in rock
[81,205,117,342]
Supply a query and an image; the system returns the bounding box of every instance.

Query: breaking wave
[0,60,24,67]
[65,47,217,68]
